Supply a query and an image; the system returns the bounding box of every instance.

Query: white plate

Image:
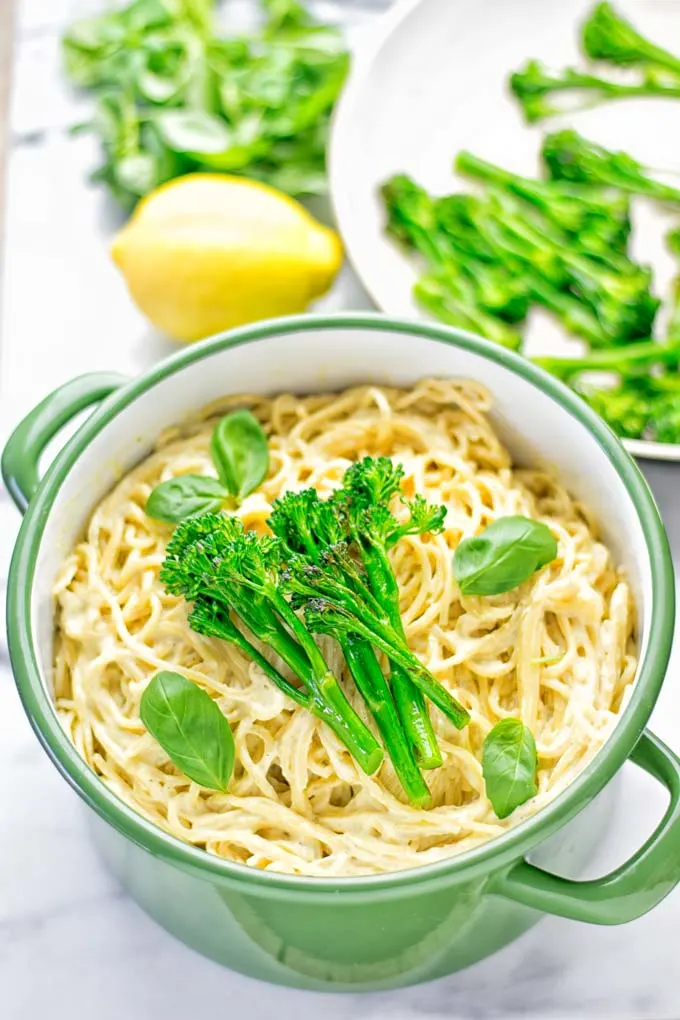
[329,0,680,462]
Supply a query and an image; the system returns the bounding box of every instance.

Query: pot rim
[6,312,675,895]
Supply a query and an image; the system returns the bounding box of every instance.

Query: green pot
[4,314,680,991]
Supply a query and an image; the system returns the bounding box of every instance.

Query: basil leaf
[210,410,269,501]
[156,109,233,155]
[138,69,183,104]
[146,474,228,523]
[114,152,159,196]
[140,671,234,791]
[483,718,538,819]
[453,515,557,596]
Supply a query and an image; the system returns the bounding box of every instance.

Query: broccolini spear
[488,191,658,343]
[542,130,680,205]
[161,513,384,775]
[384,174,530,324]
[269,488,432,805]
[434,192,617,346]
[414,273,524,350]
[535,337,680,443]
[534,337,680,383]
[338,458,452,766]
[283,544,470,730]
[584,377,680,443]
[510,59,680,123]
[455,150,631,256]
[382,174,527,348]
[437,189,658,346]
[582,2,680,81]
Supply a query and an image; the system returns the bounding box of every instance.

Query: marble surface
[2,2,680,1018]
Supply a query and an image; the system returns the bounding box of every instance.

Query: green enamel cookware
[3,315,679,991]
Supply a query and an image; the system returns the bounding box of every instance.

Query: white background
[1,2,680,1018]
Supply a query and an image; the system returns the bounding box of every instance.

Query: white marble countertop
[2,2,680,1018]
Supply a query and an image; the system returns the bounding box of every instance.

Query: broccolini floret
[542,130,680,205]
[582,2,680,80]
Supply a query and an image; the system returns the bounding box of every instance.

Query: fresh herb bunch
[62,0,349,205]
[511,3,680,123]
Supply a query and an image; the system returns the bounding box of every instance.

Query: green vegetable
[437,187,656,347]
[285,546,470,730]
[146,409,269,522]
[61,0,349,205]
[382,174,528,350]
[477,190,657,345]
[161,513,385,775]
[534,338,680,383]
[535,336,680,444]
[210,409,269,501]
[582,2,680,80]
[543,130,680,205]
[146,473,228,522]
[584,376,680,443]
[269,472,468,743]
[454,516,558,596]
[510,59,680,123]
[269,484,435,802]
[383,171,659,351]
[483,718,538,819]
[378,8,680,447]
[336,459,449,767]
[414,274,523,350]
[455,150,631,256]
[140,670,234,790]
[513,3,680,123]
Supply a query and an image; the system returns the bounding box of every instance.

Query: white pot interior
[32,323,652,695]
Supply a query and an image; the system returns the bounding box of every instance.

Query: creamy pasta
[54,378,637,876]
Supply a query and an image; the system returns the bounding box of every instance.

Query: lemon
[111,174,343,342]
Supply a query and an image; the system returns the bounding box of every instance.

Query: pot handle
[493,730,680,925]
[2,372,127,513]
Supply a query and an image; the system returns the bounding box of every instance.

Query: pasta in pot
[53,378,637,876]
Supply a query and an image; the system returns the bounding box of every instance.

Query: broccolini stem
[391,670,443,769]
[233,599,314,682]
[315,605,470,730]
[269,590,384,774]
[193,608,312,709]
[361,543,443,768]
[342,636,432,806]
[456,151,524,190]
[528,276,611,348]
[534,339,680,380]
